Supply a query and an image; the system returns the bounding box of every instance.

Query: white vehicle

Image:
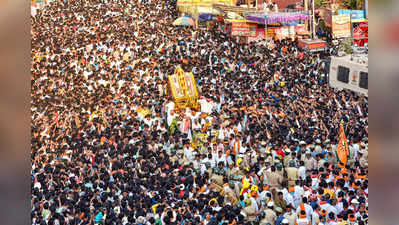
[329,54,368,96]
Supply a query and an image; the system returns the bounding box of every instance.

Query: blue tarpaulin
[199,13,213,21]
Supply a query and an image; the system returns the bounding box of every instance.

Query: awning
[224,19,260,24]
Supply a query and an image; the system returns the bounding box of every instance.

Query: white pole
[312,0,315,39]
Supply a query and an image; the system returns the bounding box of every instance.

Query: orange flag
[336,123,349,166]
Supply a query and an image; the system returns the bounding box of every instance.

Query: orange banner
[336,123,349,165]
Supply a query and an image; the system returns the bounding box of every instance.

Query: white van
[328,55,368,96]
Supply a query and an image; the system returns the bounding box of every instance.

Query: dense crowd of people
[31,0,368,224]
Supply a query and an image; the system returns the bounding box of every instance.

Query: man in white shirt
[320,199,338,218]
[296,197,313,221]
[214,151,227,166]
[298,161,307,181]
[183,143,195,164]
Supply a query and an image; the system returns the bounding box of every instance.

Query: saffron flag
[336,123,350,166]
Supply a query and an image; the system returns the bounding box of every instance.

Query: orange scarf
[233,140,240,155]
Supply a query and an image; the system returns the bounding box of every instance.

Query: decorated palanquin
[168,66,199,109]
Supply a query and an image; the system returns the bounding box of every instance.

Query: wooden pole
[195,6,199,30]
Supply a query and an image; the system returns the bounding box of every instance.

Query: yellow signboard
[332,15,351,38]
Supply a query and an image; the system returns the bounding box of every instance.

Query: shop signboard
[295,24,307,35]
[338,9,367,23]
[298,39,327,52]
[332,15,351,38]
[231,22,257,37]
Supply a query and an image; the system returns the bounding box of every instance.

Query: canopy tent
[173,17,195,26]
[226,11,244,20]
[246,12,310,25]
[197,8,244,21]
[196,6,221,21]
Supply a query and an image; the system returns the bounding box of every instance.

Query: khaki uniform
[274,197,287,211]
[284,211,298,225]
[234,182,242,198]
[224,187,239,205]
[286,167,299,187]
[243,204,257,221]
[266,171,283,189]
[211,167,225,185]
[276,168,284,178]
[260,208,276,224]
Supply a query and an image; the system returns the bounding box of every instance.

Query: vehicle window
[359,71,368,89]
[337,66,350,83]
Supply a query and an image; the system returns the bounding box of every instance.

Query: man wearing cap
[283,149,292,167]
[281,218,290,225]
[242,199,257,222]
[273,190,287,212]
[283,204,298,225]
[276,162,285,178]
[275,206,285,225]
[286,161,299,187]
[267,165,283,189]
[211,161,226,185]
[314,139,323,155]
[260,201,276,225]
[265,148,274,166]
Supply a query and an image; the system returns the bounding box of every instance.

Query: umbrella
[172,17,195,26]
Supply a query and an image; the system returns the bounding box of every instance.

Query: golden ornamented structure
[168,66,199,109]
